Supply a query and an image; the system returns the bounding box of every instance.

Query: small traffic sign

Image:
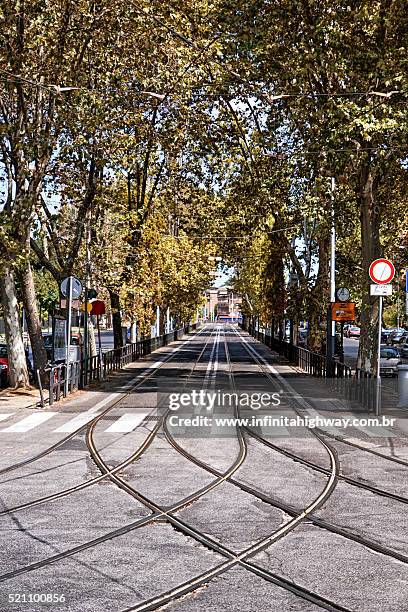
[336,287,350,302]
[61,276,83,299]
[90,300,106,316]
[369,258,395,284]
[370,284,393,296]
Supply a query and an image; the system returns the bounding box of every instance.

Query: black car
[400,343,408,359]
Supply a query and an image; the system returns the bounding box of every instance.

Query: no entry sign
[369,258,395,285]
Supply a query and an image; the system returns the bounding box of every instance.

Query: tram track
[0,328,211,517]
[315,427,408,467]
[163,327,408,566]
[233,325,408,506]
[0,327,203,480]
[165,422,408,565]
[3,325,401,610]
[2,326,402,609]
[0,327,235,581]
[0,325,367,611]
[86,326,345,612]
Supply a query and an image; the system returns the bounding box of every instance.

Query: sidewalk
[0,386,49,410]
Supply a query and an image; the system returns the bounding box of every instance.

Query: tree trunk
[0,267,30,387]
[292,320,298,346]
[357,161,381,373]
[109,289,123,348]
[306,234,329,353]
[88,320,97,357]
[19,261,48,380]
[130,320,137,343]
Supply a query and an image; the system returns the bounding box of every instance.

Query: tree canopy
[1,0,407,383]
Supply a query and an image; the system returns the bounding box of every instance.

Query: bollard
[397,364,408,408]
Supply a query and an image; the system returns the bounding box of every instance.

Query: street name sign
[370,284,393,296]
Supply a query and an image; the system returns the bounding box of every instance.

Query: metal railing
[47,361,81,406]
[43,323,196,407]
[242,320,379,412]
[247,323,331,378]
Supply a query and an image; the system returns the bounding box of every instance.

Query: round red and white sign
[369,258,395,284]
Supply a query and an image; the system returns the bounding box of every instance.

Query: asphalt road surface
[1,324,408,611]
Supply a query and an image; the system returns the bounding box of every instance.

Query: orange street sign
[331,302,355,322]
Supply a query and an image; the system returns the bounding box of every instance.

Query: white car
[380,346,401,377]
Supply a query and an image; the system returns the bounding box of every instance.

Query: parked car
[0,344,9,387]
[381,328,394,343]
[380,346,402,376]
[393,332,408,346]
[346,326,360,338]
[387,329,407,345]
[399,343,408,359]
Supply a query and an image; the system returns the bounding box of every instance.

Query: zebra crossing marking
[54,413,96,433]
[1,412,57,433]
[104,412,148,433]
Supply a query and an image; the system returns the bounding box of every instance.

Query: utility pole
[326,177,336,376]
[375,295,383,416]
[397,287,400,329]
[83,212,91,386]
[64,277,73,396]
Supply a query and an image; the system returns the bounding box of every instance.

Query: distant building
[203,286,242,322]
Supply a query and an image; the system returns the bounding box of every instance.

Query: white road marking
[84,362,164,416]
[54,413,96,433]
[0,328,205,435]
[1,412,57,433]
[233,327,343,425]
[105,412,148,433]
[195,328,220,415]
